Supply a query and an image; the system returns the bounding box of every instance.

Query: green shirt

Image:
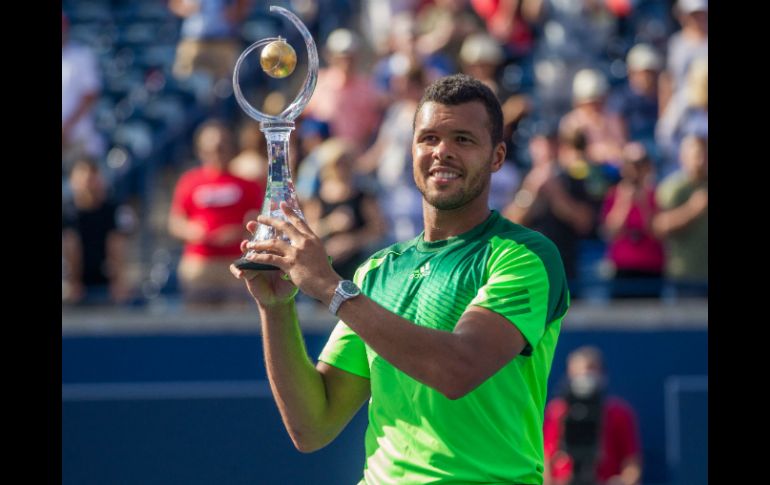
[656,172,708,281]
[318,211,569,484]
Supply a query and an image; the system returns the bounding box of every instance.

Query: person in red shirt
[600,142,664,298]
[169,119,265,307]
[544,346,642,485]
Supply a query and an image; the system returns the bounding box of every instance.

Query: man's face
[70,163,105,196]
[567,355,604,397]
[628,69,658,95]
[412,101,504,211]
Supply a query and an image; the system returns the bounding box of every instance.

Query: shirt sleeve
[170,172,193,216]
[469,239,553,354]
[608,398,642,459]
[317,321,370,379]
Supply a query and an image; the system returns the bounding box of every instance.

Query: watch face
[340,280,360,296]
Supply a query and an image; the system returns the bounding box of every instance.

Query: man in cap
[305,28,386,152]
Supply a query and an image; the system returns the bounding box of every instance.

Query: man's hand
[230,228,299,308]
[522,164,551,195]
[239,202,341,305]
[230,260,299,308]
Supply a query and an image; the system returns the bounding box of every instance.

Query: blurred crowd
[62,0,707,309]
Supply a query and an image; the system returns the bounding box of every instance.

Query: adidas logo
[409,261,432,279]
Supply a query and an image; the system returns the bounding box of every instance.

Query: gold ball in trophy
[260,37,297,78]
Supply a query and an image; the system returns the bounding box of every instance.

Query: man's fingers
[279,202,315,237]
[247,238,292,255]
[229,264,243,279]
[246,251,288,270]
[230,263,260,281]
[246,220,259,234]
[257,214,305,243]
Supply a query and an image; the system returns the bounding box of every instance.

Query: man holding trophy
[230,7,569,484]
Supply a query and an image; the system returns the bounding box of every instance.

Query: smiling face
[412,101,505,211]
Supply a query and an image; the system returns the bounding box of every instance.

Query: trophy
[232,6,318,270]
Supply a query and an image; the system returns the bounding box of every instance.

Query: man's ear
[491,142,506,173]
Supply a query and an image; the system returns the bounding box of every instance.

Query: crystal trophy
[232,6,318,270]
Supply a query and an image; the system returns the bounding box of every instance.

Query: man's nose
[432,139,454,160]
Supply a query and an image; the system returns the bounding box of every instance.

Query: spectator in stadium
[169,0,250,85]
[229,119,268,183]
[560,69,627,168]
[544,346,642,485]
[606,43,663,166]
[168,119,264,307]
[503,128,594,292]
[656,56,707,178]
[62,157,136,305]
[304,28,386,152]
[658,0,708,113]
[600,142,664,298]
[470,0,545,59]
[302,138,386,280]
[372,12,455,95]
[653,134,708,298]
[62,11,105,170]
[458,32,510,99]
[415,0,485,65]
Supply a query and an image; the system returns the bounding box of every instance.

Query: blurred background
[61,0,707,484]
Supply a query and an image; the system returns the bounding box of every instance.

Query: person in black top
[503,128,599,295]
[302,138,386,280]
[62,157,136,305]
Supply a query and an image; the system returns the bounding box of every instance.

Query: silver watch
[329,280,361,316]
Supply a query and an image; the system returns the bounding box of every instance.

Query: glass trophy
[232,6,318,270]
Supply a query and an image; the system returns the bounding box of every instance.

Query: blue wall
[62,327,707,485]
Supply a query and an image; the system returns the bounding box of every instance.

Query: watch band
[329,280,361,316]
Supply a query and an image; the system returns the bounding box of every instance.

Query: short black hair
[414,74,504,145]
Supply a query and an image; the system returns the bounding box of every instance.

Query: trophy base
[234,257,281,271]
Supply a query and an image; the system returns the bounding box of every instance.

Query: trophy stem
[234,121,304,271]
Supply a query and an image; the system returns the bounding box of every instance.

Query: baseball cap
[572,69,609,103]
[626,44,662,72]
[325,28,361,56]
[459,34,504,65]
[678,0,708,14]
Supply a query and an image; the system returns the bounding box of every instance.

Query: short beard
[419,168,489,211]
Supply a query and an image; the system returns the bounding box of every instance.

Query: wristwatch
[329,280,361,316]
